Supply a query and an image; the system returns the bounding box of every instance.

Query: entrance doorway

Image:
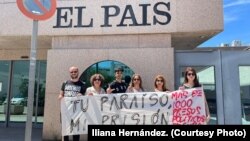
[175,49,250,124]
[0,60,46,127]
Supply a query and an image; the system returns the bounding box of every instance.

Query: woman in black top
[182,67,201,88]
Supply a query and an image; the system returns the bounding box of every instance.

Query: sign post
[16,1,56,141]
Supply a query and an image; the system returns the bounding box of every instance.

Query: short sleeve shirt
[109,80,127,94]
[61,80,86,97]
[86,86,106,95]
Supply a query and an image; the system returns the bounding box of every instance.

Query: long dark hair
[184,67,201,87]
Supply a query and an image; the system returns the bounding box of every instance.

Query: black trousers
[63,135,80,141]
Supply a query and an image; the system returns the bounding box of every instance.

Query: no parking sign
[16,1,57,141]
[17,0,56,20]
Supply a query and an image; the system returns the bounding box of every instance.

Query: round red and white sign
[16,0,57,20]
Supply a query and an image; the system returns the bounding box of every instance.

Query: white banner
[61,87,206,136]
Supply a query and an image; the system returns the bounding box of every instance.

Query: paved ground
[0,126,42,141]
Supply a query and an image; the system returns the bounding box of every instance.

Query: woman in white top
[86,73,106,95]
[126,74,144,93]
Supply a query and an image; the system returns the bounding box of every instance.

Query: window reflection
[0,61,46,124]
[0,61,10,122]
[239,66,250,124]
[34,61,47,123]
[9,61,29,122]
[80,60,134,90]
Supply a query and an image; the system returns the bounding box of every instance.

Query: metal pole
[25,20,38,141]
[5,61,13,127]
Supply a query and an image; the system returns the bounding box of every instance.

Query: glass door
[0,61,11,125]
[9,61,29,123]
[176,49,250,124]
[33,61,47,124]
[220,51,250,124]
[0,60,46,126]
[239,66,250,125]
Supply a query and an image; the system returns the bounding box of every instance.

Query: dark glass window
[80,60,134,90]
[239,66,250,124]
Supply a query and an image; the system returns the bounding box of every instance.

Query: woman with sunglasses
[181,67,201,89]
[154,75,170,92]
[86,73,106,95]
[180,67,211,124]
[126,74,145,93]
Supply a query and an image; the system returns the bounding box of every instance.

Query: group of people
[58,66,211,141]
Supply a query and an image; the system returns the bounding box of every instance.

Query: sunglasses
[70,71,78,74]
[94,78,101,81]
[156,80,163,82]
[187,73,195,76]
[133,78,140,81]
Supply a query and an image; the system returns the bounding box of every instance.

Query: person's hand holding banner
[61,87,207,136]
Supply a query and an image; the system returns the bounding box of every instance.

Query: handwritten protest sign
[61,87,206,136]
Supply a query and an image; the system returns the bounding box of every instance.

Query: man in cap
[107,67,127,94]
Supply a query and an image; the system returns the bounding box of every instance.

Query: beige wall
[0,0,223,140]
[0,49,48,60]
[0,0,222,36]
[0,0,223,50]
[52,34,171,49]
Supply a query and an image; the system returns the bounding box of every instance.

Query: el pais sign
[53,1,172,28]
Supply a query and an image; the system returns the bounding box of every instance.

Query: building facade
[1,0,249,141]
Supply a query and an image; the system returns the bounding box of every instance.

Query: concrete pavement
[0,126,42,141]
